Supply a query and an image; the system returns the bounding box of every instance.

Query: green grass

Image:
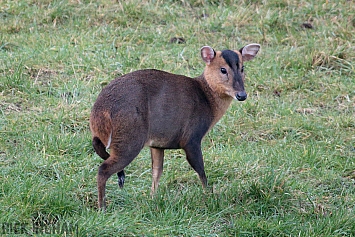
[1,0,354,236]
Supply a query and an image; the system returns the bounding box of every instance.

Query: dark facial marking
[221,50,240,70]
[222,50,245,93]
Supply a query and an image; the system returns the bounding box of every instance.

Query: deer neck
[196,74,234,127]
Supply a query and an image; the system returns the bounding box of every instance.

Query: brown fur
[90,44,260,209]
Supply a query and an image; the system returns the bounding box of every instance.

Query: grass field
[1,0,354,236]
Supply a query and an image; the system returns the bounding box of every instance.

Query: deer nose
[236,91,247,101]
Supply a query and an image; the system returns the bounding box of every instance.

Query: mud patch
[0,101,23,114]
[27,67,58,86]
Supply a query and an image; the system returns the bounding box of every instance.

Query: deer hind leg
[117,170,125,188]
[92,137,125,189]
[97,143,143,210]
[150,147,164,196]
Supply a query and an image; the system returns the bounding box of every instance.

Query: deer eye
[220,68,227,74]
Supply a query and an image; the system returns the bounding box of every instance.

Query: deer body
[90,44,260,209]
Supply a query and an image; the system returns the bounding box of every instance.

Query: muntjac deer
[90,44,260,209]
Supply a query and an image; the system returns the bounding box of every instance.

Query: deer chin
[226,90,238,100]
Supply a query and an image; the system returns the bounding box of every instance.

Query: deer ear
[201,46,216,65]
[239,43,260,62]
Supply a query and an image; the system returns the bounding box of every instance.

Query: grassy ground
[1,0,354,236]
